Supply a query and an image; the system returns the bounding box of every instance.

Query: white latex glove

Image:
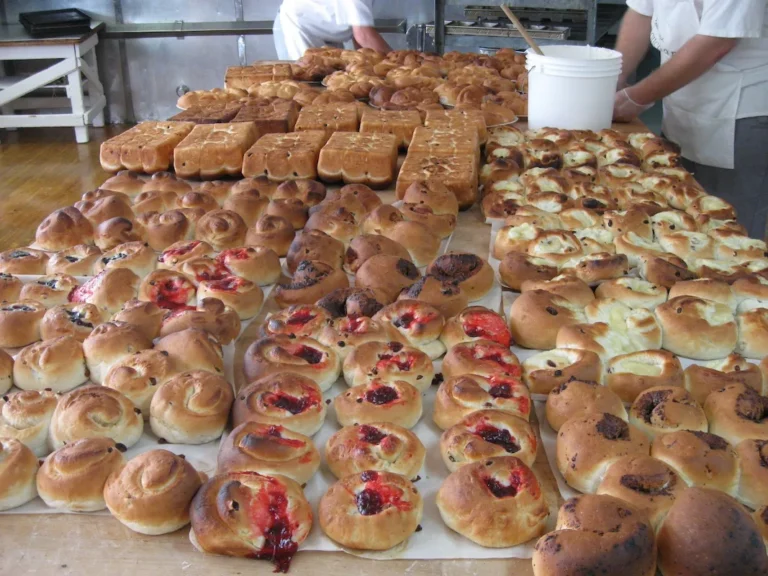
[613,88,653,123]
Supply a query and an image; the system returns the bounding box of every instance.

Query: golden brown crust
[154,328,224,376]
[197,276,264,320]
[41,303,103,342]
[195,209,247,251]
[275,259,349,307]
[344,234,411,275]
[628,386,707,440]
[442,338,520,379]
[604,350,685,404]
[0,389,59,456]
[355,254,421,304]
[19,273,80,308]
[704,383,768,446]
[685,354,765,406]
[0,247,49,275]
[508,290,586,350]
[545,379,627,432]
[735,439,768,509]
[13,335,88,393]
[342,340,433,391]
[157,240,215,270]
[102,349,178,417]
[334,379,422,429]
[0,438,39,511]
[92,241,156,278]
[112,298,166,341]
[522,348,602,396]
[521,275,596,308]
[287,229,345,274]
[0,300,46,348]
[82,321,152,384]
[372,300,446,358]
[34,207,94,251]
[426,252,495,301]
[656,295,737,360]
[93,217,146,251]
[499,252,558,291]
[68,268,140,318]
[159,298,240,345]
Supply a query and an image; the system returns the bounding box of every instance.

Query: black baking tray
[19,8,92,38]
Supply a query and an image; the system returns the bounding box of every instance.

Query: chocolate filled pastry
[45,245,101,276]
[157,240,215,270]
[273,179,327,207]
[556,413,649,493]
[602,350,684,404]
[103,348,178,418]
[74,195,135,228]
[684,353,762,405]
[326,422,425,480]
[344,234,411,275]
[532,494,657,576]
[0,349,11,394]
[355,255,420,304]
[49,385,144,449]
[0,389,58,456]
[138,269,197,311]
[384,221,441,267]
[305,206,360,246]
[92,241,155,278]
[141,171,192,195]
[499,252,559,291]
[0,247,48,275]
[319,470,423,551]
[335,379,422,428]
[287,229,344,274]
[262,304,331,341]
[434,373,530,430]
[194,209,247,251]
[426,252,494,301]
[244,336,340,391]
[735,439,768,510]
[316,286,385,318]
[637,254,696,288]
[441,410,537,471]
[33,207,94,252]
[704,383,768,446]
[0,438,39,511]
[343,340,433,391]
[41,303,101,344]
[545,379,627,432]
[217,422,320,484]
[398,275,469,320]
[275,259,349,308]
[437,456,548,547]
[0,300,46,348]
[160,298,240,344]
[655,295,737,360]
[628,386,707,440]
[101,170,145,196]
[19,274,79,309]
[154,328,224,375]
[657,488,768,576]
[93,217,146,251]
[372,300,445,359]
[105,449,204,536]
[149,370,233,444]
[522,349,602,396]
[508,290,587,350]
[651,430,738,494]
[197,276,264,320]
[233,373,326,436]
[112,298,166,340]
[595,277,667,309]
[13,335,88,393]
[189,471,312,570]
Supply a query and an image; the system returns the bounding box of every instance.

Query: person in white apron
[613,0,768,239]
[273,0,391,61]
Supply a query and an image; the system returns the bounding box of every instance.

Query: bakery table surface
[0,120,647,576]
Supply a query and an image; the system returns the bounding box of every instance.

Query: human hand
[613,88,653,123]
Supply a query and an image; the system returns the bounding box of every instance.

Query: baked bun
[427,253,495,301]
[499,253,559,291]
[112,298,166,340]
[160,297,240,344]
[521,275,596,307]
[132,190,181,215]
[704,383,768,446]
[103,349,178,417]
[142,210,196,251]
[261,304,330,341]
[233,373,326,436]
[398,275,469,319]
[560,252,629,284]
[317,286,385,318]
[192,209,246,251]
[439,306,511,351]
[0,349,10,395]
[101,170,145,196]
[82,321,151,384]
[545,379,627,432]
[556,413,650,493]
[657,487,768,576]
[651,430,738,494]
[0,300,46,348]
[344,234,410,274]
[434,373,530,430]
[41,303,103,342]
[93,217,146,251]
[508,290,586,350]
[532,494,657,576]
[638,254,696,288]
[320,470,422,550]
[373,300,445,359]
[361,204,404,235]
[442,339,521,380]
[177,191,218,213]
[154,328,224,375]
[342,341,433,391]
[33,207,94,251]
[93,241,155,278]
[684,353,763,405]
[222,188,269,227]
[0,439,39,511]
[326,422,425,480]
[316,314,399,358]
[523,349,602,395]
[732,274,768,305]
[441,409,537,471]
[735,307,768,359]
[69,268,140,318]
[334,379,422,429]
[197,276,264,320]
[275,260,349,307]
[36,438,126,511]
[138,269,197,311]
[0,247,48,275]
[655,296,737,359]
[603,350,684,404]
[355,254,420,304]
[140,171,192,195]
[0,273,22,303]
[735,439,768,509]
[287,229,344,274]
[105,449,204,535]
[13,336,87,393]
[157,240,215,270]
[306,205,361,247]
[629,386,706,440]
[0,389,58,456]
[244,336,340,391]
[75,195,135,228]
[594,277,667,309]
[437,456,548,547]
[215,246,280,285]
[273,179,326,207]
[329,183,383,213]
[266,198,309,230]
[49,385,144,449]
[17,274,77,309]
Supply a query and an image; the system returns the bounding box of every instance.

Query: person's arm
[615,9,653,87]
[351,26,391,53]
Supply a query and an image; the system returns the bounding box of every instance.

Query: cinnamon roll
[195,209,247,251]
[103,349,179,418]
[0,389,58,456]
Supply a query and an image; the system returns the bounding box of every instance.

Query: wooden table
[0,120,648,576]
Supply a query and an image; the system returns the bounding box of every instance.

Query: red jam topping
[286,308,316,326]
[265,392,316,415]
[464,312,512,347]
[375,352,416,373]
[365,385,398,405]
[473,424,520,454]
[475,347,520,375]
[484,476,521,498]
[355,471,412,516]
[68,276,98,303]
[151,278,194,310]
[220,247,252,262]
[194,262,228,283]
[358,425,388,445]
[291,345,323,365]
[263,425,305,448]
[161,241,200,260]
[246,475,298,572]
[340,315,367,333]
[207,275,246,292]
[488,383,513,399]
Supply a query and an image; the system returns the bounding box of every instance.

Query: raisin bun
[46,244,102,276]
[373,300,445,359]
[326,422,425,480]
[0,439,39,511]
[508,290,587,350]
[439,306,512,350]
[12,336,88,393]
[342,341,433,391]
[102,349,179,418]
[545,379,627,432]
[520,275,596,308]
[82,321,152,384]
[41,303,103,342]
[628,386,707,440]
[154,328,224,375]
[315,315,403,359]
[499,252,559,291]
[522,349,602,395]
[594,277,668,309]
[334,379,423,429]
[0,349,13,395]
[244,336,340,391]
[112,299,166,341]
[603,350,685,404]
[0,389,59,456]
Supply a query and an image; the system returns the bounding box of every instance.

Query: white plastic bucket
[526,45,623,131]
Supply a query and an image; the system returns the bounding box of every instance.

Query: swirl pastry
[216,246,281,286]
[103,349,178,418]
[142,210,195,251]
[287,229,345,274]
[141,171,192,195]
[222,188,270,227]
[262,305,331,341]
[177,256,228,286]
[245,214,295,257]
[82,321,151,384]
[0,300,46,348]
[131,190,181,214]
[434,374,531,430]
[426,253,495,301]
[273,179,327,208]
[335,379,422,429]
[343,341,433,391]
[0,439,39,511]
[74,195,134,228]
[138,269,197,311]
[0,247,48,275]
[244,336,340,391]
[319,470,423,551]
[316,314,401,358]
[498,253,559,291]
[0,389,58,456]
[50,386,144,449]
[442,339,521,380]
[154,328,224,376]
[69,268,140,318]
[266,199,309,230]
[33,207,94,251]
[41,303,103,342]
[372,300,445,359]
[275,260,349,308]
[19,274,79,309]
[545,379,627,432]
[704,383,768,446]
[602,350,684,404]
[93,217,146,251]
[439,306,512,350]
[36,438,126,511]
[92,241,156,278]
[344,234,411,275]
[159,298,241,345]
[656,296,737,360]
[105,449,204,535]
[628,386,707,440]
[13,336,88,393]
[194,209,247,251]
[100,170,144,196]
[157,240,215,270]
[112,299,166,341]
[218,422,320,484]
[197,276,264,320]
[397,275,469,319]
[355,254,421,304]
[317,286,385,318]
[190,471,312,570]
[684,353,762,405]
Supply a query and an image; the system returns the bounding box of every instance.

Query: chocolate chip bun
[0,389,59,456]
[326,422,425,480]
[287,229,345,274]
[0,439,39,511]
[427,252,495,301]
[334,379,423,429]
[19,274,79,309]
[629,386,707,440]
[704,383,768,446]
[342,341,433,391]
[154,328,224,375]
[603,350,684,404]
[442,339,521,379]
[36,438,126,511]
[244,336,340,391]
[437,456,548,547]
[157,240,215,270]
[735,439,768,509]
[0,247,48,275]
[33,207,94,251]
[556,413,649,493]
[0,300,46,348]
[69,268,140,318]
[508,290,586,350]
[112,299,166,341]
[523,349,602,395]
[232,373,326,436]
[275,260,349,307]
[102,349,178,418]
[373,300,445,359]
[41,303,103,342]
[13,336,88,393]
[545,379,627,432]
[439,306,512,349]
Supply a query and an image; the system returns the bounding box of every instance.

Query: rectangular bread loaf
[99,121,195,173]
[360,109,422,149]
[173,122,258,179]
[317,131,398,188]
[242,130,328,181]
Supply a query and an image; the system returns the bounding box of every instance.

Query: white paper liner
[533,400,580,501]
